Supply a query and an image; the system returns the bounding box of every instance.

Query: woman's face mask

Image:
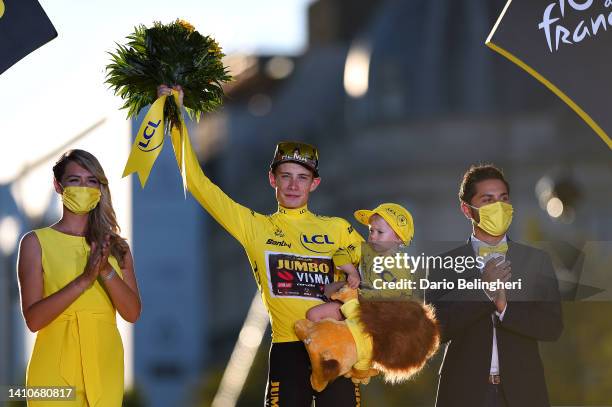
[62,186,101,214]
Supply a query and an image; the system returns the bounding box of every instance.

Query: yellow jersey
[183,161,363,342]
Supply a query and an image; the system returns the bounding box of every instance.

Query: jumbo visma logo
[0,1,5,19]
[276,258,331,274]
[300,233,335,254]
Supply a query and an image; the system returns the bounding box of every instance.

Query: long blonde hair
[53,149,128,266]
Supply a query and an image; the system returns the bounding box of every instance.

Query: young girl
[307,203,414,321]
[17,149,141,406]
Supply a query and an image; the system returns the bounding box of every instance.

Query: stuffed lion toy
[294,286,440,392]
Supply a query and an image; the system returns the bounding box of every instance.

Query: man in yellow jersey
[156,92,365,406]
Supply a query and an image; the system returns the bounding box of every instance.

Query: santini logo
[300,233,335,253]
[266,239,291,248]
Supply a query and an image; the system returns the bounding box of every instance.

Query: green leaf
[105,19,231,130]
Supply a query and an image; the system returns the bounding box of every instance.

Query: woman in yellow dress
[17,149,141,406]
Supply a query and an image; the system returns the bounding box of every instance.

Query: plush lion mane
[358,297,440,383]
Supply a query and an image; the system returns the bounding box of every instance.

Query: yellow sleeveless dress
[26,227,124,407]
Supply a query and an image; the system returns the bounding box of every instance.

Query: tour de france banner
[487,0,612,150]
[106,19,231,188]
[0,0,57,75]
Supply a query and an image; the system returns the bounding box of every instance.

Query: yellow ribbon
[54,311,117,406]
[123,90,207,198]
[170,104,200,197]
[122,91,184,188]
[478,242,508,258]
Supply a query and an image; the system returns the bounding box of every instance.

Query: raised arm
[182,141,260,245]
[17,232,102,332]
[159,84,259,246]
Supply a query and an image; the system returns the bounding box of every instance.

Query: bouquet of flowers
[106,19,231,131]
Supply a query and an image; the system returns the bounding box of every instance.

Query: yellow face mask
[469,201,513,237]
[62,186,101,214]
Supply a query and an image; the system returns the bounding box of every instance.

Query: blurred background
[1,0,611,406]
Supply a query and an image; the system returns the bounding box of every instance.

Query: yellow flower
[176,19,195,33]
[208,40,222,57]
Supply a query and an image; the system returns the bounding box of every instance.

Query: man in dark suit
[427,164,563,407]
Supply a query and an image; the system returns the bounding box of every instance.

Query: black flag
[0,0,57,75]
[487,0,612,149]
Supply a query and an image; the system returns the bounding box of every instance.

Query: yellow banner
[123,90,200,195]
[123,92,179,187]
[170,104,199,197]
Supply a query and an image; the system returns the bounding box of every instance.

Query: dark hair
[458,164,510,204]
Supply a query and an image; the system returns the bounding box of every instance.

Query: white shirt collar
[470,233,506,247]
[470,234,508,260]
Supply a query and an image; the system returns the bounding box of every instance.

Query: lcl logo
[300,233,335,253]
[137,120,163,152]
[303,235,334,244]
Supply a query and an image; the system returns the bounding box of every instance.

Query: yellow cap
[354,203,414,244]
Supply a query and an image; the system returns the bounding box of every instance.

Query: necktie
[478,242,508,258]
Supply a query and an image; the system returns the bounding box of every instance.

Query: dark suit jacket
[426,241,563,407]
